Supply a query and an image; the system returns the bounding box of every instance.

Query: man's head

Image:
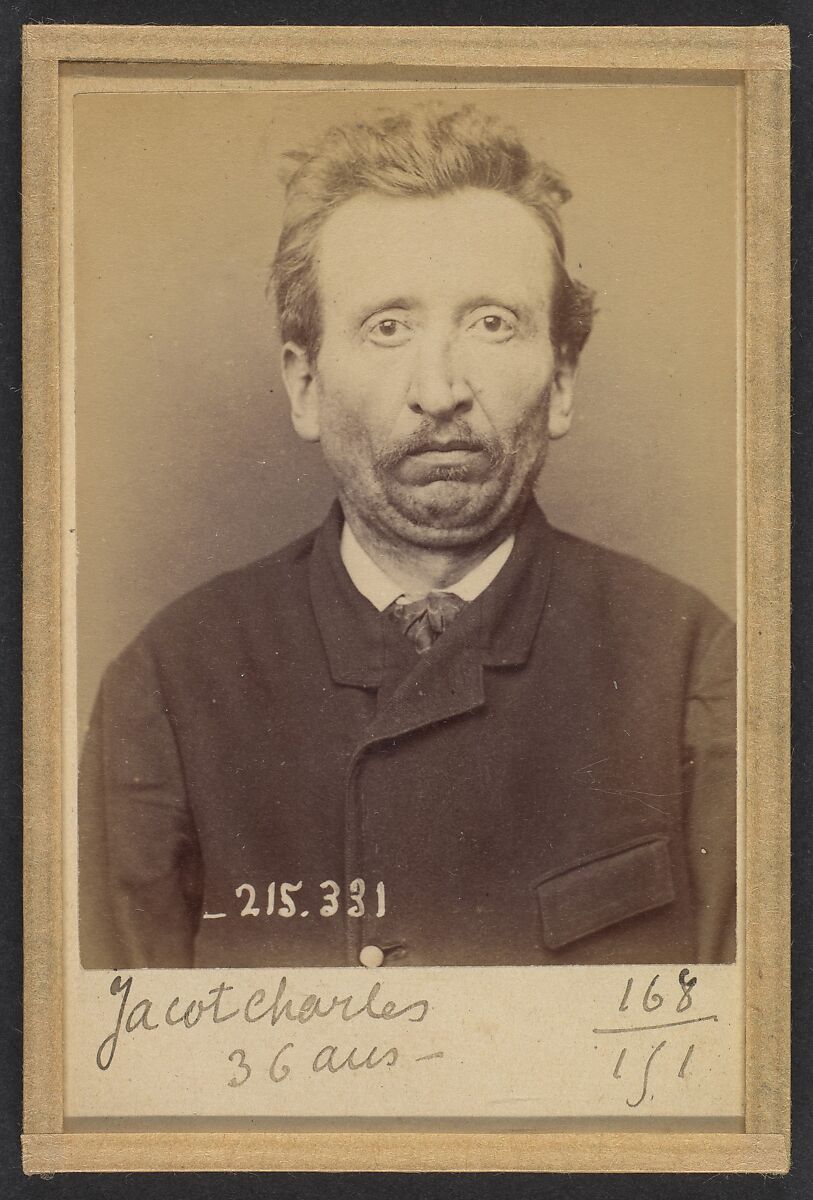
[274,106,595,549]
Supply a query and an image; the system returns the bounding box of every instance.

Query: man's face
[283,187,576,549]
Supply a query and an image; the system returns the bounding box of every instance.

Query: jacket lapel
[308,499,558,743]
[308,502,387,689]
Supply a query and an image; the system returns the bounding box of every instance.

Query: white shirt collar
[339,521,515,613]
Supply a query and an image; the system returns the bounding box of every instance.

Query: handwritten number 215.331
[234,880,386,918]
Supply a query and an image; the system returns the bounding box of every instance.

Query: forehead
[315,188,558,314]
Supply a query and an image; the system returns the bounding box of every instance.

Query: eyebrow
[457,295,520,314]
[355,297,418,323]
[352,291,545,325]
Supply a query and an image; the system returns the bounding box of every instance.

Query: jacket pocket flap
[536,837,675,950]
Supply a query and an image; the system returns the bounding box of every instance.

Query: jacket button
[359,944,385,968]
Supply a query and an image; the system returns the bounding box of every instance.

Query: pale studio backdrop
[73,83,740,735]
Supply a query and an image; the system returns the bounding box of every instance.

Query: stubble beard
[324,400,551,551]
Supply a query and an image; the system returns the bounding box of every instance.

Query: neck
[342,508,516,594]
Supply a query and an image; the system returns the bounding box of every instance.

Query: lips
[407,440,484,455]
[394,442,492,485]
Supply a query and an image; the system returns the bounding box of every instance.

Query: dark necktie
[388,590,467,654]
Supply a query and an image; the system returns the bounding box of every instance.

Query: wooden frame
[21,24,790,1174]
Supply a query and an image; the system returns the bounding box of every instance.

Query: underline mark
[593,1014,718,1035]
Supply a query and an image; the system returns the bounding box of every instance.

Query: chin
[379,481,518,548]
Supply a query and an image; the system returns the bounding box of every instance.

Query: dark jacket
[79,501,736,969]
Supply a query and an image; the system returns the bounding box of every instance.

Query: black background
[1,1,809,1196]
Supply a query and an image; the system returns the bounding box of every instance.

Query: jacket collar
[308,498,556,693]
[308,502,387,688]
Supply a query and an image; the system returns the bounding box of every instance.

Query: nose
[407,335,474,418]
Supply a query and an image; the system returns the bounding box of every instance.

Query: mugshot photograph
[77,102,737,970]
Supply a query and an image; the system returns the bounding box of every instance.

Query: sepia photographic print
[22,25,789,1174]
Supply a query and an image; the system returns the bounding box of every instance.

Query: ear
[281,342,321,442]
[547,361,576,440]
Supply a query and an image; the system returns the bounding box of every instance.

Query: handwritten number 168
[618,969,697,1015]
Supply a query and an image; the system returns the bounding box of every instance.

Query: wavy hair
[271,105,596,365]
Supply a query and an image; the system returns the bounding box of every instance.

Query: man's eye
[470,313,516,341]
[366,318,412,346]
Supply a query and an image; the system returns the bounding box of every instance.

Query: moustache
[375,423,505,472]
